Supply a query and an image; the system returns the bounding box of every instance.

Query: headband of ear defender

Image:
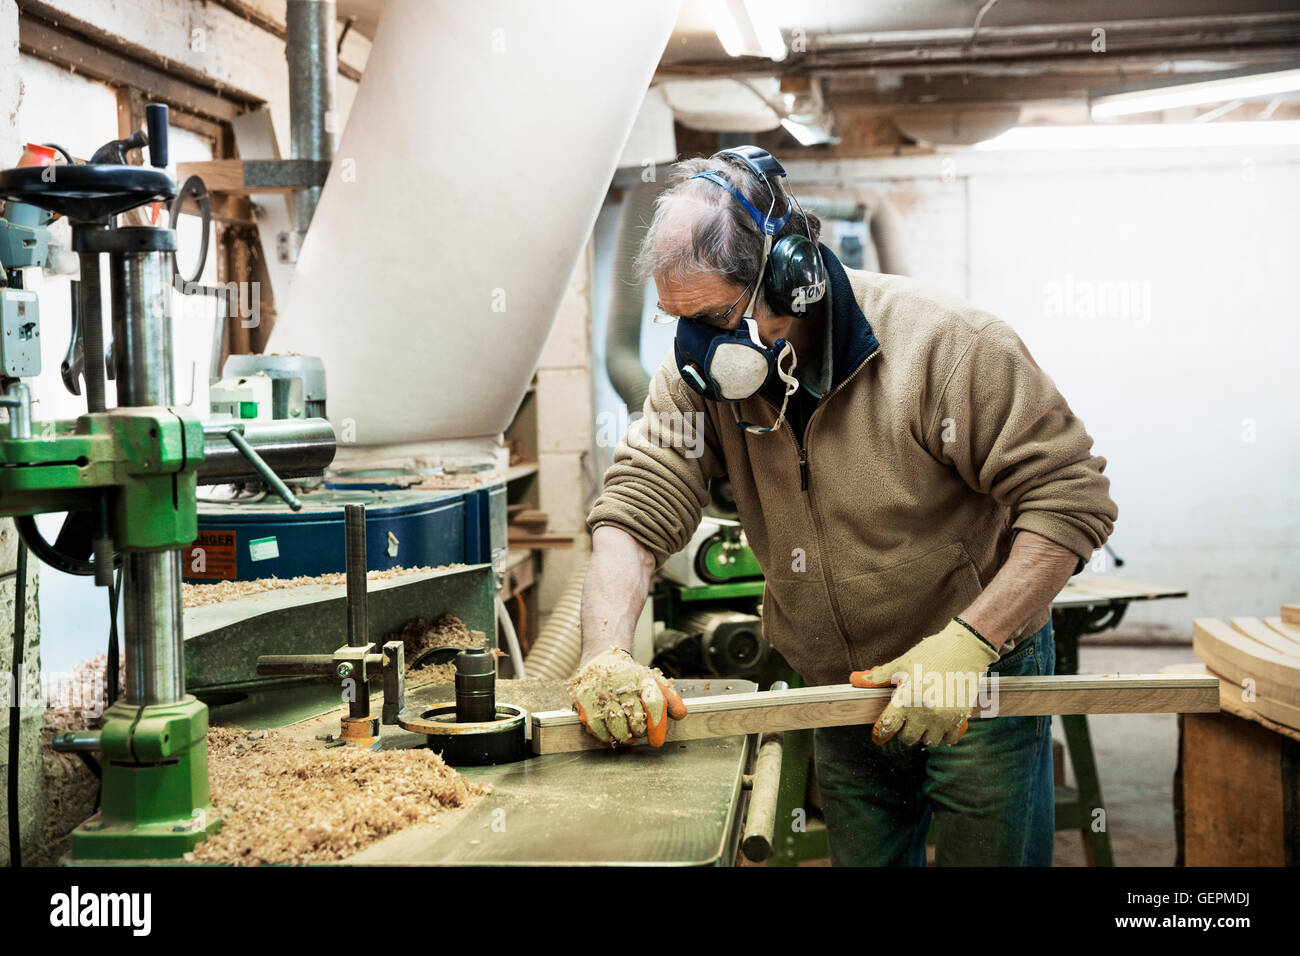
[690,145,828,317]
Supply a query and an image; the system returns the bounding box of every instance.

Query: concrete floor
[1052,643,1197,867]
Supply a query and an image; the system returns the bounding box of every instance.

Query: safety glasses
[652,278,755,328]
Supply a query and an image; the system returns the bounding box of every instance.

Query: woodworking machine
[254,502,526,763]
[656,514,771,680]
[0,106,337,860]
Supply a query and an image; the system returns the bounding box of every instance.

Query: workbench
[1050,574,1187,866]
[255,678,755,866]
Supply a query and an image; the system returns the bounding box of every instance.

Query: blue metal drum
[186,484,507,581]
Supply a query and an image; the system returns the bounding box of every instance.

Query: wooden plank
[530,673,1220,755]
[1283,604,1300,627]
[508,509,549,532]
[18,10,257,122]
[1206,666,1300,736]
[1193,618,1300,708]
[174,159,328,195]
[507,531,573,550]
[1231,616,1300,658]
[1266,617,1300,647]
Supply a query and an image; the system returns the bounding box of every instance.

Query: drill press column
[112,233,185,707]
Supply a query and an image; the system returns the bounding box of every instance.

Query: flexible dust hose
[801,192,911,277]
[605,179,663,414]
[800,196,863,222]
[867,193,911,277]
[523,561,588,681]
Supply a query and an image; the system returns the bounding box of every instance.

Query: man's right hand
[568,647,688,747]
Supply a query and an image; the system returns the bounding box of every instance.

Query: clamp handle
[223,425,303,511]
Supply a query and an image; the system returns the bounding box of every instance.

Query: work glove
[568,647,688,748]
[850,618,999,748]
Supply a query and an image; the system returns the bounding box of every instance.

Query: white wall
[788,144,1300,639]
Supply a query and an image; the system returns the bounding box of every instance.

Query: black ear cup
[763,233,828,315]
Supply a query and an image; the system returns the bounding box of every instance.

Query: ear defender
[765,233,827,316]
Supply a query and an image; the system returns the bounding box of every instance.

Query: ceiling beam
[17,3,264,122]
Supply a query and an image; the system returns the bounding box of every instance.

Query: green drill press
[0,105,337,860]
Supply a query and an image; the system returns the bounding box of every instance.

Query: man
[569,147,1117,866]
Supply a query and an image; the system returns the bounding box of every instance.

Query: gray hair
[634,154,821,285]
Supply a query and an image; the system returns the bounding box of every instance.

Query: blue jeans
[813,619,1056,866]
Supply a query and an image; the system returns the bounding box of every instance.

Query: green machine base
[69,697,221,861]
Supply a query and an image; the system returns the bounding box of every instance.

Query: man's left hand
[850,618,999,747]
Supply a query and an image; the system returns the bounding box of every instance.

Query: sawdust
[43,653,118,730]
[28,648,497,866]
[30,729,100,866]
[407,662,457,684]
[181,565,464,608]
[395,614,493,677]
[30,655,119,865]
[191,727,489,865]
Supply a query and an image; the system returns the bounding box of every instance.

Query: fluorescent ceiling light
[706,0,785,61]
[780,117,835,146]
[745,0,786,62]
[974,121,1300,150]
[1091,68,1300,118]
[706,0,746,57]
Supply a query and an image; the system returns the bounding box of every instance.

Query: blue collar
[821,243,880,390]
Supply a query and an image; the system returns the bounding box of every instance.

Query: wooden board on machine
[529,673,1220,755]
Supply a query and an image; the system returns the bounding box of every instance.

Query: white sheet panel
[270,0,680,447]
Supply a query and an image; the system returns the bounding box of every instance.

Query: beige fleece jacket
[588,268,1118,686]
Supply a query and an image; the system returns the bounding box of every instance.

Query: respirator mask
[670,316,799,436]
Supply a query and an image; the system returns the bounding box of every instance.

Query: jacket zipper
[756,346,882,672]
[757,345,882,494]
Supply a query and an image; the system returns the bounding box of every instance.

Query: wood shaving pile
[32,729,100,866]
[182,565,463,608]
[396,614,490,676]
[43,653,122,731]
[36,655,120,864]
[191,727,489,865]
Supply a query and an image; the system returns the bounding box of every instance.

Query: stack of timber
[1192,604,1300,735]
[1178,605,1300,866]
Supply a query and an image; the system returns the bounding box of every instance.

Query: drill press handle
[145,103,169,169]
